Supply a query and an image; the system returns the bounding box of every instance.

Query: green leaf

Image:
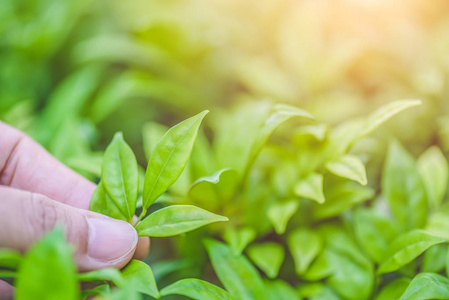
[143,110,208,208]
[246,104,313,175]
[0,248,22,269]
[326,154,367,185]
[360,99,421,139]
[378,230,447,275]
[90,181,128,221]
[375,278,411,300]
[417,146,448,210]
[136,205,228,237]
[81,284,111,299]
[101,132,139,221]
[189,168,239,206]
[293,124,328,141]
[422,243,448,273]
[305,226,374,300]
[161,278,232,300]
[15,227,78,300]
[247,243,284,279]
[142,121,169,162]
[267,199,300,234]
[223,227,257,255]
[264,280,301,300]
[353,208,399,263]
[294,172,325,204]
[313,180,374,220]
[399,273,449,300]
[119,260,160,298]
[77,268,123,285]
[288,228,322,275]
[382,141,427,230]
[204,239,268,300]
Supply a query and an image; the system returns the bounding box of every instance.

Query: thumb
[0,186,138,271]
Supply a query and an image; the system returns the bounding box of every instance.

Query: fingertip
[133,236,150,260]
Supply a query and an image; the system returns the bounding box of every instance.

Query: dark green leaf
[0,248,22,269]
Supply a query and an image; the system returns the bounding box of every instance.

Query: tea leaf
[360,100,421,139]
[15,227,78,300]
[77,268,123,285]
[136,205,228,237]
[382,141,427,230]
[399,273,449,300]
[288,228,323,275]
[378,230,447,275]
[143,110,208,208]
[422,244,447,273]
[119,260,160,298]
[161,278,232,300]
[102,132,139,221]
[326,154,367,185]
[264,280,301,300]
[294,172,325,204]
[223,227,257,255]
[417,146,448,210]
[247,243,284,279]
[267,199,300,234]
[0,248,22,269]
[204,239,268,300]
[375,278,411,300]
[353,208,399,263]
[90,181,128,221]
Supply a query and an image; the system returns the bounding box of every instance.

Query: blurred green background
[2,0,449,296]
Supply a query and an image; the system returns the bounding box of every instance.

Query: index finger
[0,121,95,209]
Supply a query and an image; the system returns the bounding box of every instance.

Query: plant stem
[134,208,147,227]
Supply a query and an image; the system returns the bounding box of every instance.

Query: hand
[0,122,149,296]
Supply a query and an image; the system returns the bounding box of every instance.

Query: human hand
[0,121,149,296]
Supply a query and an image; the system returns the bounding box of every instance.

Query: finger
[0,121,95,210]
[0,186,138,271]
[0,280,13,300]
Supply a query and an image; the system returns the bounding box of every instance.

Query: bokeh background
[2,0,449,296]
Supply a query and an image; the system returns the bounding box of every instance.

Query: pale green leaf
[223,227,257,255]
[77,268,123,285]
[247,243,284,279]
[326,154,367,185]
[294,173,325,204]
[361,99,421,139]
[267,199,300,234]
[417,146,448,210]
[288,228,323,275]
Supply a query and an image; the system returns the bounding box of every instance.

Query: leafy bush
[2,0,449,299]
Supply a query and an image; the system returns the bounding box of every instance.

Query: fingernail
[86,218,137,262]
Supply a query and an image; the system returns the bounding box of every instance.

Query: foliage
[2,0,449,299]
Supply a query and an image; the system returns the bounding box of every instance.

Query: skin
[0,121,149,298]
